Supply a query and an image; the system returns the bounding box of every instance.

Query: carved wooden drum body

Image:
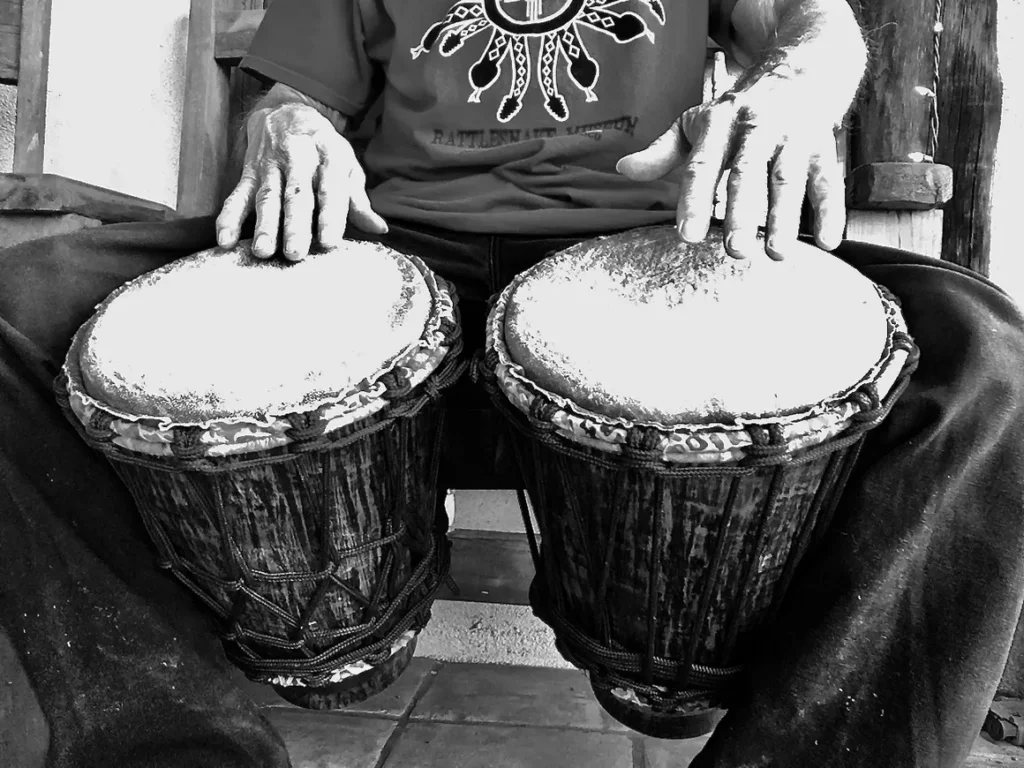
[482,225,920,738]
[56,240,464,709]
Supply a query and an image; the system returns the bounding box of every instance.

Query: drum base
[270,636,418,710]
[591,683,725,739]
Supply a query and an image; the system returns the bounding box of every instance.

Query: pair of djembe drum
[56,225,918,738]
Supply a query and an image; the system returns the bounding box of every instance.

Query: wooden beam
[438,529,535,606]
[845,0,948,259]
[0,0,21,83]
[935,0,1000,276]
[12,0,51,173]
[0,174,178,222]
[177,0,233,216]
[846,161,952,211]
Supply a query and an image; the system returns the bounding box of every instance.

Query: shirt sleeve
[240,0,382,118]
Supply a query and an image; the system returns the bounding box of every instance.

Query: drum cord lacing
[473,315,921,712]
[53,284,468,686]
[55,306,469,472]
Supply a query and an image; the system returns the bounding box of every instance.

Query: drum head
[502,226,891,425]
[76,240,433,424]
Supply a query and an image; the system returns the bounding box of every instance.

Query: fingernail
[766,236,785,260]
[725,233,747,259]
[678,221,703,243]
[254,235,272,254]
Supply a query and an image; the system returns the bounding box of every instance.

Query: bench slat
[0,174,178,222]
[439,529,535,606]
[0,27,18,83]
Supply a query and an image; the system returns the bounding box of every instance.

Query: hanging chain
[928,0,944,161]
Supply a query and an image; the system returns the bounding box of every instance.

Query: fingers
[216,174,257,249]
[280,138,319,261]
[807,144,846,251]
[251,163,284,259]
[315,141,387,249]
[676,105,733,243]
[764,144,809,260]
[616,119,688,182]
[722,129,774,259]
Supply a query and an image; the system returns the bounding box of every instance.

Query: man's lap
[2,217,1023,767]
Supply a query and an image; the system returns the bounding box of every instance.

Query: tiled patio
[239,660,1024,767]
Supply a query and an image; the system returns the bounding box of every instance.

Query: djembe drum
[55,239,465,709]
[480,225,920,738]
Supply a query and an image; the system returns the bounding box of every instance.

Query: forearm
[728,1,867,123]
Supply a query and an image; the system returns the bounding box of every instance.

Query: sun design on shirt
[411,0,666,123]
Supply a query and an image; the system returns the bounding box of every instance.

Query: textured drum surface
[484,225,920,738]
[505,226,889,424]
[79,240,432,423]
[57,240,464,709]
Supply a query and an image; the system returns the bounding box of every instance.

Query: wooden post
[844,0,952,260]
[177,0,232,217]
[12,0,52,174]
[935,0,1000,276]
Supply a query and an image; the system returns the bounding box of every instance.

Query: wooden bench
[0,0,178,248]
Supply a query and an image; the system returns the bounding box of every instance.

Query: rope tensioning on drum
[107,460,452,677]
[475,315,922,710]
[52,292,468,686]
[53,315,469,473]
[476,323,920,475]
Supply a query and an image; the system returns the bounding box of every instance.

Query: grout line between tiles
[632,737,646,768]
[373,659,446,768]
[402,714,635,735]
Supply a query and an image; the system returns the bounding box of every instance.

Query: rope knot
[285,411,325,444]
[625,425,662,453]
[170,426,207,460]
[379,368,413,400]
[529,397,559,423]
[85,410,116,442]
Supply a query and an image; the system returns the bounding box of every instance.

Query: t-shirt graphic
[411,0,667,123]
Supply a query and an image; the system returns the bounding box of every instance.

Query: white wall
[40,0,189,206]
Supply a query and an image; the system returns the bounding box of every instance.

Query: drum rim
[57,246,460,459]
[485,233,915,465]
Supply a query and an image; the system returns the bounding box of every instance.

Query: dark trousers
[2,215,1023,767]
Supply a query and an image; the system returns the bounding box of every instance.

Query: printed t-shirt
[243,0,711,235]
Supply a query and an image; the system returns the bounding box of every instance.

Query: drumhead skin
[80,241,430,422]
[61,240,458,457]
[489,225,911,463]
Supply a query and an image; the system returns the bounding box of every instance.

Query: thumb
[616,121,685,181]
[616,105,701,181]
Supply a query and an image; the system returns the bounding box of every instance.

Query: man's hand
[617,84,845,260]
[216,102,387,261]
[618,0,865,259]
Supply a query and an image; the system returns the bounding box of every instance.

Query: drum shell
[514,428,856,681]
[86,397,447,686]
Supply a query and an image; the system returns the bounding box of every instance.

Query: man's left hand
[617,83,845,260]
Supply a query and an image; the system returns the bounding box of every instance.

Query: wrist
[254,84,350,134]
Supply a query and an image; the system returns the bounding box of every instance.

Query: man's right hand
[215,102,388,261]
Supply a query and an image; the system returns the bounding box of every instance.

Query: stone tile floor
[239,660,1024,767]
